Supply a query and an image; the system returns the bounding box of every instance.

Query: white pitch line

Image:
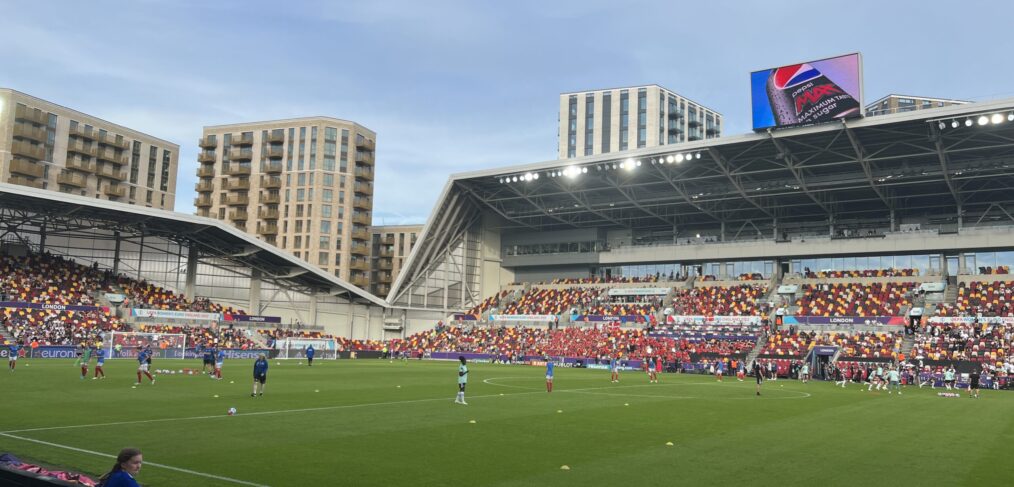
[0,432,269,487]
[0,391,544,434]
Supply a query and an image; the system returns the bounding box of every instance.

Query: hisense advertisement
[751,53,863,130]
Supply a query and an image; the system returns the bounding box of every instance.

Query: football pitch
[1,359,1011,486]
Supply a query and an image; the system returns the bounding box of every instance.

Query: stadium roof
[391,97,1014,303]
[0,183,388,307]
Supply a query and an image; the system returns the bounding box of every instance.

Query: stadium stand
[912,321,1014,363]
[2,308,126,346]
[0,253,108,305]
[118,279,246,314]
[669,284,768,316]
[934,281,1014,317]
[136,324,258,349]
[794,282,914,316]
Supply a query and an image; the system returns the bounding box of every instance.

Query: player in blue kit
[93,347,106,379]
[214,349,226,380]
[610,357,620,383]
[545,358,554,393]
[134,346,154,385]
[252,353,268,397]
[306,345,315,366]
[8,342,22,372]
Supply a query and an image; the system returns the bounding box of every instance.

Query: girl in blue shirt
[98,448,142,487]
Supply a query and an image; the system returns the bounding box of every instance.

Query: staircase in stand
[744,331,767,366]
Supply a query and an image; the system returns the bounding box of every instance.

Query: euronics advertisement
[751,53,862,130]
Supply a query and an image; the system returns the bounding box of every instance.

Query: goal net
[106,331,187,360]
[276,337,338,360]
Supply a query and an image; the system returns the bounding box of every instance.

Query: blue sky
[3,0,1013,225]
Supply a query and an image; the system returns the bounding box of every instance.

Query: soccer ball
[227,407,237,416]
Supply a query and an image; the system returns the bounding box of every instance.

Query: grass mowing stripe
[0,432,270,487]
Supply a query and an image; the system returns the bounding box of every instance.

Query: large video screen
[751,53,862,130]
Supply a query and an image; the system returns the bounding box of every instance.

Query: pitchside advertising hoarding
[751,53,863,130]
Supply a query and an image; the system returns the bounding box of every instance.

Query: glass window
[321,221,331,233]
[321,205,332,218]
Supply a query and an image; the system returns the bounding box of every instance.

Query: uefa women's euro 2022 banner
[751,53,863,130]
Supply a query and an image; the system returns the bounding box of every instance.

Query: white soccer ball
[228,407,237,416]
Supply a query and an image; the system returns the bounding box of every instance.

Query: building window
[323,174,334,186]
[321,204,332,218]
[323,189,333,201]
[658,92,665,145]
[318,252,329,266]
[584,94,594,156]
[636,88,647,148]
[566,95,577,158]
[619,90,629,151]
[601,92,611,153]
[147,146,157,188]
[160,150,171,191]
[130,141,141,184]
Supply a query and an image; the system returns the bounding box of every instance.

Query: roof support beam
[551,179,627,227]
[931,125,963,206]
[602,173,675,226]
[768,134,833,217]
[843,123,892,209]
[461,186,536,230]
[652,166,723,223]
[708,147,774,219]
[502,182,579,228]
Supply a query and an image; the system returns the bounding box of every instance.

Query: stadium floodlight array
[106,331,187,360]
[934,111,1014,130]
[276,337,339,360]
[496,152,702,184]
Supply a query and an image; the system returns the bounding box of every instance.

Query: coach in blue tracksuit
[306,345,315,366]
[252,353,268,397]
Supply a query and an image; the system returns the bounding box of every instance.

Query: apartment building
[370,224,421,297]
[558,84,722,159]
[864,95,970,117]
[0,89,178,208]
[195,117,375,288]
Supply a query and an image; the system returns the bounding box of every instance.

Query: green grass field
[1,358,1012,486]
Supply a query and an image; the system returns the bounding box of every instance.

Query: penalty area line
[0,432,269,486]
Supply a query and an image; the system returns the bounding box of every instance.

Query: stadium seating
[1,308,126,346]
[501,287,604,315]
[814,331,901,359]
[801,268,918,278]
[670,285,769,316]
[912,322,1014,363]
[0,253,108,305]
[934,281,1014,317]
[137,324,257,349]
[119,279,246,315]
[759,331,815,358]
[977,266,1010,275]
[794,282,914,316]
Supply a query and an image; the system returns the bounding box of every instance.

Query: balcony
[9,158,45,178]
[262,161,283,174]
[257,222,278,235]
[668,111,684,120]
[350,243,369,256]
[350,274,369,288]
[57,171,88,188]
[266,131,284,143]
[355,138,375,151]
[197,166,216,178]
[67,141,98,158]
[264,146,284,159]
[225,194,249,206]
[352,213,370,225]
[668,126,683,134]
[199,137,218,149]
[257,208,279,220]
[379,235,394,245]
[194,196,213,208]
[95,165,126,181]
[225,178,250,191]
[350,259,370,271]
[375,271,393,283]
[706,127,720,136]
[195,180,215,193]
[9,175,43,189]
[261,193,280,204]
[378,258,393,270]
[96,147,128,165]
[355,152,374,164]
[354,182,373,195]
[372,284,391,296]
[14,105,48,125]
[103,184,126,198]
[95,132,130,150]
[229,209,249,221]
[378,247,394,258]
[231,134,254,146]
[688,119,702,127]
[11,141,45,160]
[226,165,251,176]
[354,166,373,180]
[351,227,370,241]
[260,175,282,189]
[65,157,94,173]
[13,123,47,142]
[198,152,217,163]
[353,196,371,210]
[68,125,96,140]
[228,148,253,160]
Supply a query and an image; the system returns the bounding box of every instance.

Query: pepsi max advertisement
[751,53,862,130]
